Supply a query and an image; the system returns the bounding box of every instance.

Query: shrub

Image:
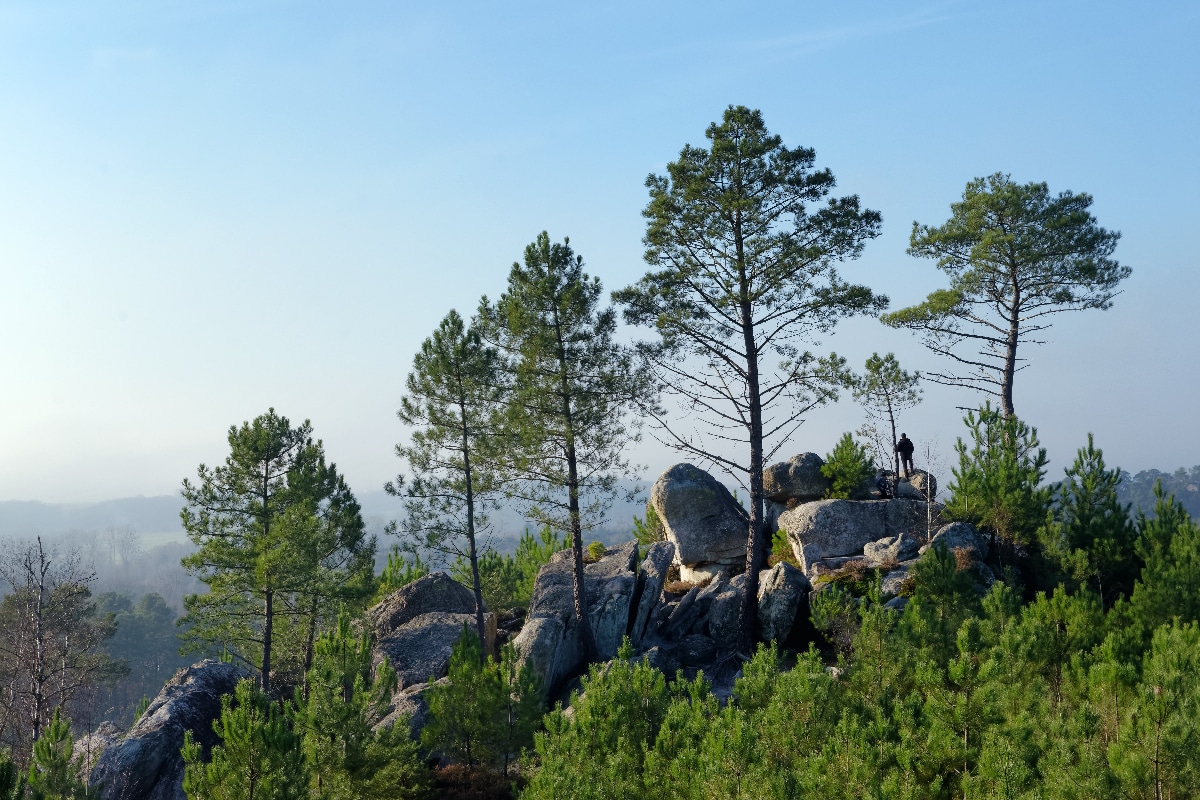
[586,541,607,562]
[821,433,875,499]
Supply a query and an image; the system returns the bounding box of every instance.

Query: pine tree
[1038,435,1139,605]
[295,614,425,800]
[944,404,1050,557]
[481,232,650,661]
[852,353,922,479]
[181,679,306,800]
[26,709,92,800]
[616,105,885,653]
[387,309,506,657]
[180,410,374,696]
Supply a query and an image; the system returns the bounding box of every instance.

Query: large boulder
[630,541,675,644]
[864,532,921,565]
[779,498,933,576]
[376,611,497,688]
[908,470,938,501]
[73,722,122,787]
[514,543,642,699]
[90,660,250,800]
[650,464,748,581]
[756,562,811,643]
[763,453,830,502]
[585,541,640,659]
[924,522,989,562]
[368,573,478,640]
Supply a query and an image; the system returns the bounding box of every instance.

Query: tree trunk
[1002,280,1020,417]
[261,588,273,697]
[460,399,489,663]
[552,308,597,662]
[734,218,764,656]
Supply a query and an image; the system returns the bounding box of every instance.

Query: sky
[1,0,1196,505]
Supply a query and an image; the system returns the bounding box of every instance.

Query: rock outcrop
[779,498,934,577]
[650,463,749,581]
[864,532,921,565]
[513,542,643,699]
[763,453,830,502]
[923,521,989,562]
[376,610,497,687]
[368,573,478,640]
[756,562,810,643]
[90,660,250,800]
[73,721,123,787]
[630,541,675,643]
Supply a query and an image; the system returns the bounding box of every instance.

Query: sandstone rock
[864,533,921,565]
[90,660,250,800]
[650,463,748,580]
[677,634,717,667]
[511,616,577,703]
[374,678,443,739]
[763,453,830,502]
[880,562,915,597]
[630,541,675,644]
[585,541,639,659]
[368,573,478,640]
[707,573,747,646]
[514,543,643,698]
[756,562,811,643]
[764,499,787,536]
[924,521,989,562]
[376,611,497,688]
[908,470,938,501]
[780,498,933,574]
[893,480,923,500]
[661,584,701,639]
[73,721,122,786]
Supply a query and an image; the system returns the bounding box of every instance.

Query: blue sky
[1,1,1196,503]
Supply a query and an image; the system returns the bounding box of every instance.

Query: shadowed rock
[90,660,250,800]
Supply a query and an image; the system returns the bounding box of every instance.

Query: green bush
[821,432,875,499]
[587,541,607,561]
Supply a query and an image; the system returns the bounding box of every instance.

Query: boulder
[893,481,923,500]
[376,611,496,688]
[763,453,830,502]
[374,678,442,739]
[706,573,747,648]
[514,543,643,699]
[368,573,478,640]
[864,533,921,565]
[650,463,748,581]
[585,541,640,659]
[779,498,933,575]
[908,470,938,501]
[511,616,577,702]
[73,721,122,786]
[764,499,787,536]
[90,660,250,800]
[880,562,915,597]
[924,522,989,562]
[677,634,717,667]
[756,562,811,643]
[630,541,675,644]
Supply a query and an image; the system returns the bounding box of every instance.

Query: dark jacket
[895,437,914,457]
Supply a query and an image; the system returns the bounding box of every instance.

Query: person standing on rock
[895,433,915,479]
